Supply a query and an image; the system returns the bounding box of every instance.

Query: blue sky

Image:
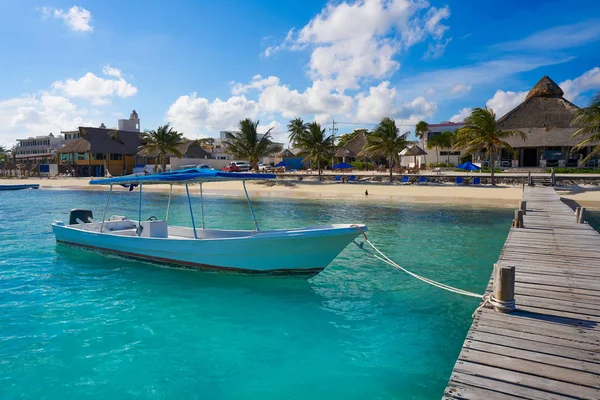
[1,0,599,146]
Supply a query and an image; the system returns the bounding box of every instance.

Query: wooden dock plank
[444,186,600,399]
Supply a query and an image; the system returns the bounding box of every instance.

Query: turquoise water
[0,189,518,399]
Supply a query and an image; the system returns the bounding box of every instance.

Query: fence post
[493,264,516,313]
[513,209,524,228]
[520,200,527,215]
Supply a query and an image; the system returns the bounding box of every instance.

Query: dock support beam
[513,209,524,228]
[576,207,586,224]
[493,264,515,313]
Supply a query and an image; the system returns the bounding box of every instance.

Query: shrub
[350,161,373,170]
[545,168,600,174]
[428,162,455,168]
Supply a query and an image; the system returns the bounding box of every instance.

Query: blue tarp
[456,161,481,171]
[274,161,289,167]
[333,162,353,169]
[89,168,276,185]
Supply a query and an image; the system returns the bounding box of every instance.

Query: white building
[14,133,66,159]
[422,121,464,166]
[118,110,141,132]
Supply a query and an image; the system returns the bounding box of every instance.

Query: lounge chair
[472,177,481,185]
[400,175,409,184]
[348,175,356,182]
[455,177,464,185]
[333,175,341,182]
[417,176,427,184]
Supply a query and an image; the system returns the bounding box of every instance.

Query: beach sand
[5,177,600,208]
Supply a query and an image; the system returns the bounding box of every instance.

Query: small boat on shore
[0,184,39,190]
[51,169,366,276]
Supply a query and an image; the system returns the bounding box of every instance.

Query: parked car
[222,161,250,172]
[257,163,272,172]
[196,164,213,169]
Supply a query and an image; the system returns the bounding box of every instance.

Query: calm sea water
[2,188,566,399]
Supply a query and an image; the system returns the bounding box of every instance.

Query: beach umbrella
[456,161,481,171]
[274,161,289,169]
[333,162,353,170]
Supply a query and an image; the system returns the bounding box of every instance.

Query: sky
[1,0,600,147]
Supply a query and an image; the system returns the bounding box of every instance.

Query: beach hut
[275,148,303,170]
[399,144,427,170]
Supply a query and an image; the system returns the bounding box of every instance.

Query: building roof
[136,139,212,159]
[276,148,296,158]
[334,147,356,158]
[58,127,141,154]
[342,131,368,157]
[497,76,583,148]
[427,122,464,129]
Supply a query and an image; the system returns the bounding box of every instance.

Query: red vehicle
[222,161,250,172]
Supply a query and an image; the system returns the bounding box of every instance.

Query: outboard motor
[69,209,93,225]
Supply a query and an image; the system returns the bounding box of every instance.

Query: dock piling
[519,200,527,215]
[492,264,515,314]
[512,209,524,228]
[576,207,586,224]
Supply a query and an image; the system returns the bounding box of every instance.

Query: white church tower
[118,110,140,132]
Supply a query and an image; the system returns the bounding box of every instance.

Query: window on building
[93,153,105,160]
[440,151,461,156]
[110,154,123,161]
[77,153,88,161]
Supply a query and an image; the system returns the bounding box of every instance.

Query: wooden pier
[444,186,600,399]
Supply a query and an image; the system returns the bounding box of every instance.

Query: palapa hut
[58,127,141,177]
[337,131,387,167]
[497,75,593,168]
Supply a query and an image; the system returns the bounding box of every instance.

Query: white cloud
[450,107,471,122]
[494,21,600,52]
[559,67,600,102]
[0,93,92,146]
[230,75,280,95]
[450,84,471,95]
[485,90,526,119]
[355,81,398,122]
[423,38,451,59]
[41,6,93,32]
[264,0,451,90]
[52,71,137,105]
[102,65,122,78]
[165,93,260,136]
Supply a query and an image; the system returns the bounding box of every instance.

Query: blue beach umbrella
[275,161,289,167]
[333,162,353,169]
[456,161,481,171]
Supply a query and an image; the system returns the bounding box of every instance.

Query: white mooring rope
[350,225,516,317]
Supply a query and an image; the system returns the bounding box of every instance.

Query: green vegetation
[223,118,282,171]
[545,168,600,174]
[139,123,183,172]
[362,117,407,182]
[287,118,308,146]
[291,121,335,180]
[415,121,428,141]
[571,91,600,163]
[429,162,455,168]
[454,107,527,185]
[350,161,373,170]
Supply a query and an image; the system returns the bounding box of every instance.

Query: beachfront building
[14,133,67,162]
[497,76,594,168]
[58,127,141,177]
[421,122,464,166]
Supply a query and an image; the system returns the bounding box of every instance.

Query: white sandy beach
[5,177,600,208]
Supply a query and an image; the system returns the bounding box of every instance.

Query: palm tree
[139,124,184,173]
[426,134,442,164]
[362,117,407,182]
[293,121,334,180]
[571,92,600,164]
[454,107,527,185]
[439,131,455,166]
[287,118,308,147]
[415,121,429,165]
[223,118,282,171]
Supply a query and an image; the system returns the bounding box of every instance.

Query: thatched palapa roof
[498,76,582,147]
[276,148,296,158]
[334,147,356,158]
[137,139,211,159]
[59,127,141,154]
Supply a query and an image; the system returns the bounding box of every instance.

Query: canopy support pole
[243,180,259,231]
[199,183,205,229]
[100,184,113,233]
[137,182,143,237]
[185,181,198,239]
[165,184,173,222]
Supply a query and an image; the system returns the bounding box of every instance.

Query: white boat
[52,169,367,276]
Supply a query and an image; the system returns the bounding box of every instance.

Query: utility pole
[329,119,338,170]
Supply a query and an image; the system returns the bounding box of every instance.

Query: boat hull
[0,184,39,190]
[52,223,365,276]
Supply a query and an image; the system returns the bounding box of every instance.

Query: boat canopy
[89,168,276,185]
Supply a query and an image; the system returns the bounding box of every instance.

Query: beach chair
[472,177,481,185]
[400,175,409,184]
[333,175,341,182]
[348,175,356,182]
[455,177,464,185]
[417,176,427,184]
